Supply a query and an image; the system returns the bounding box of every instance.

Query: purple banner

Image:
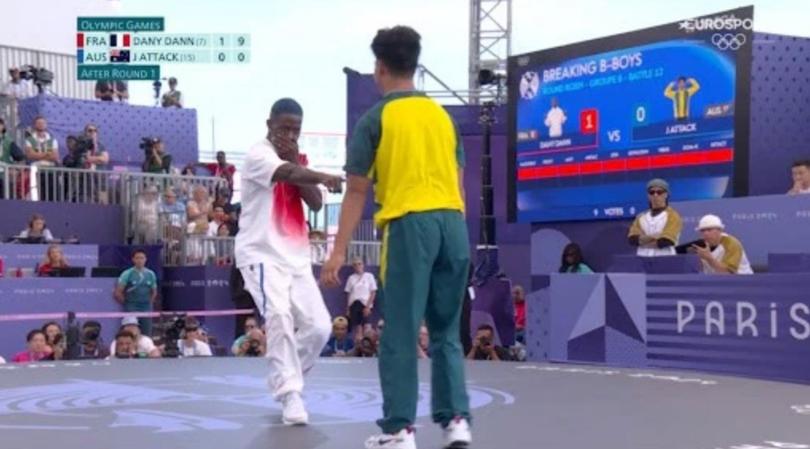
[0,244,98,272]
[0,278,119,360]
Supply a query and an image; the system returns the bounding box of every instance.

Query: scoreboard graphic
[508,7,754,223]
[76,17,250,80]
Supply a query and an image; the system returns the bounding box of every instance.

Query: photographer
[1,67,34,99]
[467,324,513,361]
[235,328,267,357]
[141,137,172,174]
[70,321,110,360]
[177,317,213,357]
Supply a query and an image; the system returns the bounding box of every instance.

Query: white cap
[696,214,725,231]
[121,316,139,327]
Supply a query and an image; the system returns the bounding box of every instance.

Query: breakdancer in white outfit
[235,98,342,425]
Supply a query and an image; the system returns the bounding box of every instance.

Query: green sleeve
[344,108,382,177]
[117,270,129,286]
[452,117,465,168]
[578,264,594,274]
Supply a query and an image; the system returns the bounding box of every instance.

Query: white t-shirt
[178,339,212,357]
[636,210,678,257]
[235,139,310,270]
[544,106,566,138]
[345,272,378,306]
[110,335,157,356]
[2,80,34,99]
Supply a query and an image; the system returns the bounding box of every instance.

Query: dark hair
[477,324,494,334]
[270,98,303,119]
[27,329,45,342]
[82,320,102,330]
[559,243,586,273]
[29,213,46,229]
[41,321,62,334]
[33,115,46,123]
[677,76,687,83]
[115,330,135,341]
[132,249,147,258]
[792,160,810,169]
[371,26,421,76]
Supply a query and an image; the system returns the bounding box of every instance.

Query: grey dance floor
[1,358,809,449]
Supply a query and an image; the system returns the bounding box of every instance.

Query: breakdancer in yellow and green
[320,26,472,449]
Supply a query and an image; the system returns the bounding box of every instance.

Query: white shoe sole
[282,416,309,426]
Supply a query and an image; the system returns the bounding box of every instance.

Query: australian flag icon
[110,49,131,63]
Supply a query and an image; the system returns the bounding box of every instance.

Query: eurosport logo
[679,13,753,33]
[712,33,747,51]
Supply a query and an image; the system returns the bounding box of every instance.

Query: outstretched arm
[271,162,341,192]
[299,185,323,212]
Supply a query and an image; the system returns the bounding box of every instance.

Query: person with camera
[69,321,110,359]
[177,317,213,357]
[42,321,65,360]
[114,250,158,336]
[235,328,267,357]
[109,317,161,358]
[1,67,35,99]
[141,137,172,174]
[467,324,512,361]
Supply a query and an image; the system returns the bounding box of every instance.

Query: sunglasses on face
[648,190,667,196]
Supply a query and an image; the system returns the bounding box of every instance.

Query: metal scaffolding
[468,0,512,104]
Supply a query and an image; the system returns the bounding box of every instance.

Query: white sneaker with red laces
[443,417,472,448]
[364,427,417,449]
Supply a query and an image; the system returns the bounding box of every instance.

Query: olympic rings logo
[712,33,746,51]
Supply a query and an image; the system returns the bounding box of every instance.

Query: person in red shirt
[202,151,236,191]
[513,285,526,343]
[37,244,69,277]
[12,329,51,363]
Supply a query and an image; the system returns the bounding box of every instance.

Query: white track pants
[240,262,332,401]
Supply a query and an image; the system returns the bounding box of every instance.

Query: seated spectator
[212,187,235,217]
[161,77,183,108]
[512,285,526,344]
[231,316,260,355]
[37,244,69,277]
[234,328,267,357]
[141,138,172,174]
[321,316,354,357]
[2,67,35,99]
[187,185,213,230]
[94,80,115,101]
[71,321,110,359]
[24,116,59,167]
[467,324,512,361]
[178,317,213,357]
[416,325,429,359]
[201,151,236,191]
[208,206,228,237]
[112,330,138,359]
[788,160,810,195]
[217,222,231,237]
[355,337,378,358]
[12,330,51,363]
[690,214,754,275]
[134,185,160,244]
[19,213,55,242]
[41,321,65,360]
[109,317,161,358]
[559,243,593,273]
[628,179,682,257]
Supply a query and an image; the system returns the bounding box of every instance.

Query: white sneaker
[364,427,417,449]
[281,392,309,426]
[443,417,471,448]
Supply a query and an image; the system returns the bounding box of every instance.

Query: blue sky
[114,0,810,158]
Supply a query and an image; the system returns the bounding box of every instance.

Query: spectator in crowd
[109,317,161,358]
[559,243,593,273]
[212,187,235,217]
[628,179,682,257]
[512,285,526,344]
[41,321,65,360]
[356,337,378,358]
[37,244,69,277]
[94,80,115,101]
[788,160,810,195]
[231,316,259,355]
[114,250,159,335]
[467,324,512,361]
[208,206,228,237]
[142,138,172,174]
[81,124,110,170]
[12,330,51,363]
[201,151,236,191]
[19,213,55,242]
[0,117,19,165]
[217,222,231,237]
[345,257,378,342]
[690,214,754,275]
[24,116,59,167]
[160,189,186,264]
[112,330,137,359]
[1,67,35,99]
[321,316,355,357]
[187,185,213,230]
[72,321,110,360]
[161,188,187,217]
[115,81,129,103]
[416,325,430,359]
[134,185,160,244]
[178,317,213,357]
[161,77,183,108]
[234,328,267,357]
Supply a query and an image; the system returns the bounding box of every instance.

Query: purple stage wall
[18,96,199,168]
[0,199,124,245]
[0,244,98,272]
